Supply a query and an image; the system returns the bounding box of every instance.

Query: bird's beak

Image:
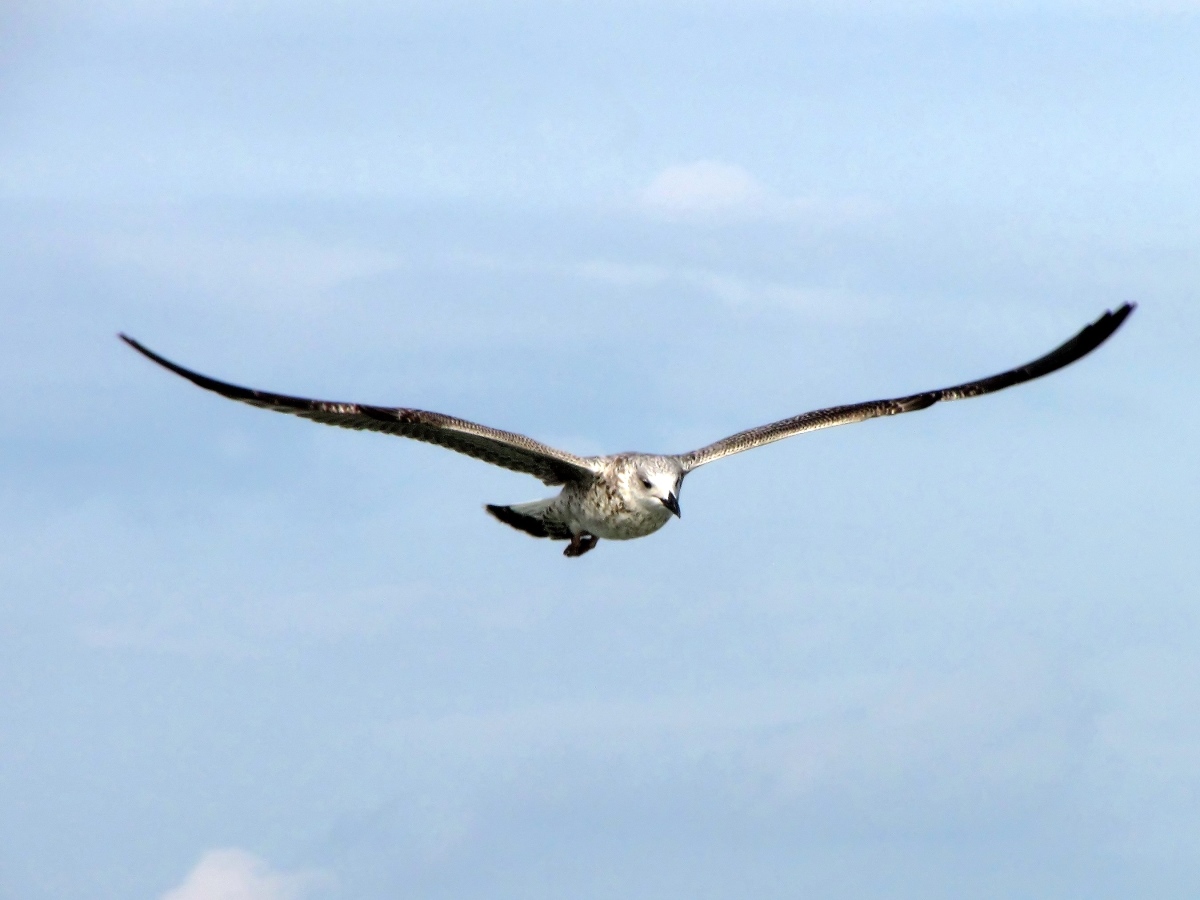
[662,492,681,518]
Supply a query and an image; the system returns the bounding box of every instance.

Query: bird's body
[487,454,683,554]
[569,455,683,540]
[121,303,1134,557]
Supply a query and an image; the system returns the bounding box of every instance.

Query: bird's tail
[485,499,571,540]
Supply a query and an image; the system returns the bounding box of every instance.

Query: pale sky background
[1,1,1198,898]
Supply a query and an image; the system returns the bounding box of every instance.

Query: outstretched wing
[120,335,599,486]
[675,303,1135,472]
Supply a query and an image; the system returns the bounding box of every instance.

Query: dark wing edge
[675,303,1135,471]
[119,335,598,486]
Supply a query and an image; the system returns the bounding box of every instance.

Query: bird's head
[630,457,684,518]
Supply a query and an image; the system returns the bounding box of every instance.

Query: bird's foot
[564,532,599,557]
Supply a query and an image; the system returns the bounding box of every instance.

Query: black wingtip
[117,333,257,403]
[1093,302,1136,347]
[1040,301,1137,375]
[119,333,189,376]
[118,333,159,362]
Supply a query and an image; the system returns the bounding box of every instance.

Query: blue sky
[1,2,1198,898]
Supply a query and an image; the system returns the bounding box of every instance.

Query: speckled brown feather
[119,335,598,486]
[675,303,1135,471]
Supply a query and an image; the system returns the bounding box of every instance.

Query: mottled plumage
[121,303,1133,557]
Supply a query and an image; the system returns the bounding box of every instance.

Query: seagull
[121,303,1133,557]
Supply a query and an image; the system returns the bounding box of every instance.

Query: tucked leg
[563,532,599,557]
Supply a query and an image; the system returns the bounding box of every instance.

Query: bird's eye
[640,477,652,489]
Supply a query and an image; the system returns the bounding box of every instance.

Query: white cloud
[366,661,1101,837]
[638,160,880,225]
[161,849,324,900]
[640,161,769,220]
[578,258,877,321]
[91,230,402,309]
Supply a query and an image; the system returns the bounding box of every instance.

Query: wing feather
[676,304,1135,471]
[120,335,598,486]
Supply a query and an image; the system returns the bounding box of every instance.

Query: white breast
[570,484,673,540]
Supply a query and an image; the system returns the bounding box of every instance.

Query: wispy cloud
[578,258,879,321]
[370,660,1095,829]
[403,246,880,321]
[639,160,878,225]
[641,161,769,220]
[91,230,402,309]
[161,849,326,900]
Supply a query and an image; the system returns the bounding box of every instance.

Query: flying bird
[121,304,1133,557]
